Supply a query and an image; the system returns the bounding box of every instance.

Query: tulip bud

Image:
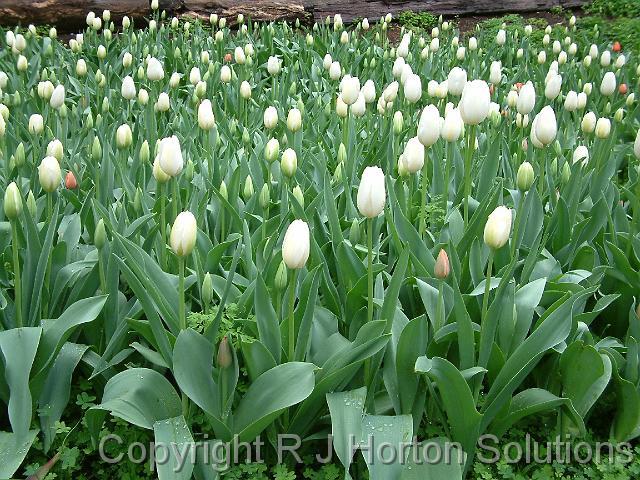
[275,260,288,291]
[217,336,232,368]
[349,218,360,245]
[434,249,450,279]
[242,176,254,201]
[459,80,490,125]
[357,166,386,218]
[94,218,107,249]
[292,185,304,207]
[287,108,302,132]
[281,148,297,177]
[90,137,102,162]
[25,191,36,218]
[14,143,25,167]
[198,100,216,130]
[4,182,22,220]
[600,71,616,96]
[484,206,512,250]
[259,183,271,209]
[595,117,611,138]
[158,136,183,176]
[533,106,557,146]
[516,162,535,191]
[202,272,214,308]
[38,156,61,193]
[634,130,640,159]
[116,124,133,149]
[170,211,197,257]
[263,106,278,129]
[282,220,310,269]
[65,171,77,189]
[581,112,597,133]
[393,111,404,134]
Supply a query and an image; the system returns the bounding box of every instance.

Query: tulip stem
[159,183,166,268]
[367,217,374,323]
[442,142,451,228]
[418,161,429,239]
[463,125,477,227]
[510,191,526,260]
[288,269,298,362]
[538,147,547,196]
[178,256,189,417]
[481,251,494,327]
[172,178,179,222]
[11,221,22,328]
[435,281,444,333]
[43,194,53,319]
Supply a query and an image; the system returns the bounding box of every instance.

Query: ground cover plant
[1,4,640,479]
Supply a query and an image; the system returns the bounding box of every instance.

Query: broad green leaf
[255,273,282,363]
[361,414,413,480]
[327,387,367,479]
[153,416,195,480]
[0,430,39,479]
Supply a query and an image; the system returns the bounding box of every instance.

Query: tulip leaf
[361,414,413,480]
[255,272,282,363]
[0,429,39,479]
[153,415,195,480]
[327,387,367,479]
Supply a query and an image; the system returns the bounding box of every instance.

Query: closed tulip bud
[595,117,611,138]
[147,57,164,81]
[256,183,269,209]
[170,211,197,257]
[459,80,490,125]
[281,148,297,177]
[577,92,587,109]
[287,108,302,132]
[264,138,280,163]
[76,58,88,76]
[116,124,133,149]
[329,61,341,80]
[573,145,589,165]
[101,97,110,113]
[92,218,107,250]
[152,158,169,183]
[545,74,562,100]
[121,75,136,100]
[219,181,228,201]
[16,55,28,72]
[282,220,310,269]
[12,143,25,168]
[614,108,624,123]
[534,106,557,145]
[239,80,252,100]
[627,93,635,107]
[65,170,77,189]
[291,185,304,207]
[88,138,101,163]
[195,99,215,130]
[401,137,425,174]
[323,54,332,70]
[46,139,64,161]
[341,76,361,105]
[169,72,181,89]
[496,29,506,46]
[434,249,450,279]
[38,156,61,193]
[600,50,611,67]
[357,166,386,218]
[274,260,289,291]
[403,74,422,103]
[441,108,463,142]
[362,80,376,103]
[234,46,246,65]
[158,136,183,176]
[384,81,399,103]
[537,51,546,64]
[189,67,201,86]
[50,84,65,109]
[634,130,640,159]
[600,71,616,96]
[29,114,44,135]
[4,182,22,220]
[417,105,441,146]
[489,61,502,85]
[392,110,404,134]
[517,162,535,191]
[564,90,578,111]
[456,47,466,60]
[582,111,596,133]
[267,56,281,75]
[468,37,478,50]
[242,176,254,201]
[484,206,512,250]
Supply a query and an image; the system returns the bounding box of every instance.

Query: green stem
[367,218,374,323]
[159,183,166,268]
[11,221,22,328]
[172,177,179,221]
[43,194,53,319]
[481,251,494,327]
[463,125,477,227]
[510,190,526,260]
[98,250,107,294]
[178,256,189,417]
[435,281,444,333]
[538,147,546,196]
[442,142,451,227]
[288,269,298,361]
[418,160,429,239]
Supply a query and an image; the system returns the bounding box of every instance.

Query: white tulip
[38,156,61,193]
[634,130,640,159]
[351,92,366,117]
[459,80,490,125]
[404,74,422,103]
[267,56,281,75]
[401,137,425,173]
[156,92,170,112]
[538,51,547,64]
[50,84,65,109]
[147,57,164,81]
[158,136,184,176]
[362,80,376,103]
[468,37,478,50]
[544,74,562,100]
[564,90,578,112]
[29,114,44,134]
[581,112,597,133]
[281,148,297,177]
[282,220,310,269]
[170,211,197,257]
[198,100,215,130]
[76,59,87,76]
[383,81,399,103]
[240,81,252,99]
[600,50,611,67]
[615,54,626,69]
[121,76,136,100]
[263,106,278,129]
[496,29,506,46]
[430,37,440,52]
[577,92,587,109]
[456,46,466,60]
[323,54,332,70]
[600,72,616,96]
[357,166,386,218]
[341,76,361,105]
[220,65,231,83]
[189,67,201,86]
[589,44,598,59]
[489,61,502,85]
[287,108,302,132]
[336,94,348,118]
[447,67,467,96]
[417,105,442,147]
[441,108,463,142]
[507,90,519,108]
[234,46,246,65]
[329,61,342,80]
[484,206,512,250]
[116,124,133,149]
[46,139,63,161]
[573,145,589,165]
[595,117,611,139]
[534,106,557,145]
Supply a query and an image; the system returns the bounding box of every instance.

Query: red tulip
[619,83,628,95]
[613,41,622,52]
[224,53,232,63]
[65,171,77,189]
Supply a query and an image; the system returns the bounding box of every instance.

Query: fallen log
[175,1,313,26]
[0,0,150,29]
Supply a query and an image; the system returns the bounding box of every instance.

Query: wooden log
[173,1,313,26]
[0,0,150,29]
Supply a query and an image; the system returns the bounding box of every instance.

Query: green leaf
[255,273,282,363]
[361,414,413,480]
[400,437,464,480]
[88,368,182,430]
[327,387,367,479]
[0,327,42,436]
[233,362,316,442]
[0,430,39,479]
[153,416,195,480]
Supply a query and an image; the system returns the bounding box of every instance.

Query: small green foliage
[586,0,640,18]
[397,11,439,32]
